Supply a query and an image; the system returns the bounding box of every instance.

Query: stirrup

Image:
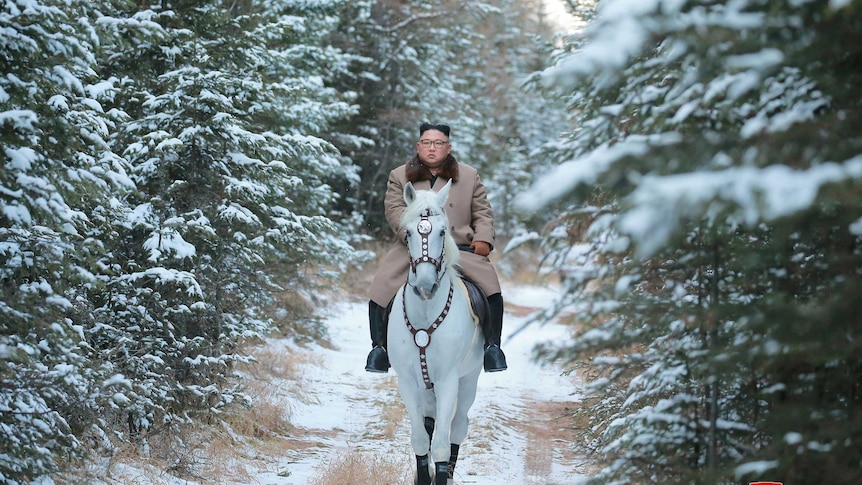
[483,345,507,372]
[365,346,390,373]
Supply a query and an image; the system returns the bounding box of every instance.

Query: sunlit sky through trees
[542,0,580,31]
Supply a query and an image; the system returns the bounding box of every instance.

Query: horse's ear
[404,181,417,205]
[435,179,452,206]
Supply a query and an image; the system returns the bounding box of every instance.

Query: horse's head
[402,180,460,300]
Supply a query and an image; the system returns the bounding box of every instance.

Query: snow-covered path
[264,282,587,484]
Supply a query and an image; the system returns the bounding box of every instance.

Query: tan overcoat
[369,159,502,307]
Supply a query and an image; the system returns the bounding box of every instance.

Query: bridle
[407,208,447,288]
[404,207,453,389]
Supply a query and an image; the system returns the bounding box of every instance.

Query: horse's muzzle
[413,282,439,301]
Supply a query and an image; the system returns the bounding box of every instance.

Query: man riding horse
[365,122,508,374]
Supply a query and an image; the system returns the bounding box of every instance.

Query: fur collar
[406,154,459,184]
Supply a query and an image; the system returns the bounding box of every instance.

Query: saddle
[460,277,490,328]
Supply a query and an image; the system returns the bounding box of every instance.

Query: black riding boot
[483,293,508,372]
[365,300,390,372]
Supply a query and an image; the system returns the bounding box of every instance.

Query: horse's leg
[419,391,445,484]
[422,388,437,449]
[424,416,435,442]
[429,375,460,485]
[447,443,459,485]
[451,366,480,443]
[398,380,434,485]
[422,414,436,484]
[446,366,481,483]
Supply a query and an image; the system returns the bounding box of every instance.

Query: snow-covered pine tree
[324,0,482,235]
[522,0,862,483]
[326,0,567,239]
[0,0,134,481]
[463,0,570,238]
[92,0,358,442]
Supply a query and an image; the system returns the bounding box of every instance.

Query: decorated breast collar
[403,282,454,390]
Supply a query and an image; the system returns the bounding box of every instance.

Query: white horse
[388,180,485,485]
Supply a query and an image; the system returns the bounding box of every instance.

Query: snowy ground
[270,281,587,484]
[77,281,587,485]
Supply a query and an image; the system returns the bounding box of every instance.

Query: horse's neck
[404,274,457,328]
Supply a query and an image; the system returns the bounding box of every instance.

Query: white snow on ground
[78,281,587,484]
[270,281,587,484]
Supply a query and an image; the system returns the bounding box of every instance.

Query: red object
[749,482,783,485]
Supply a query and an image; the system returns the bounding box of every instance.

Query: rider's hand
[470,241,491,257]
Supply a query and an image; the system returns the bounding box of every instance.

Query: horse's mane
[401,190,461,277]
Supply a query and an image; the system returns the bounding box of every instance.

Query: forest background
[2,0,861,484]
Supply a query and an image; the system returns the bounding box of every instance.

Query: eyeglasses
[419,139,449,148]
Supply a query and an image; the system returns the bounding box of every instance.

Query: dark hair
[419,122,450,138]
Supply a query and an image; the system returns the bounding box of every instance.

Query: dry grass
[221,345,311,440]
[93,425,258,485]
[87,340,324,484]
[306,448,415,485]
[363,378,408,441]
